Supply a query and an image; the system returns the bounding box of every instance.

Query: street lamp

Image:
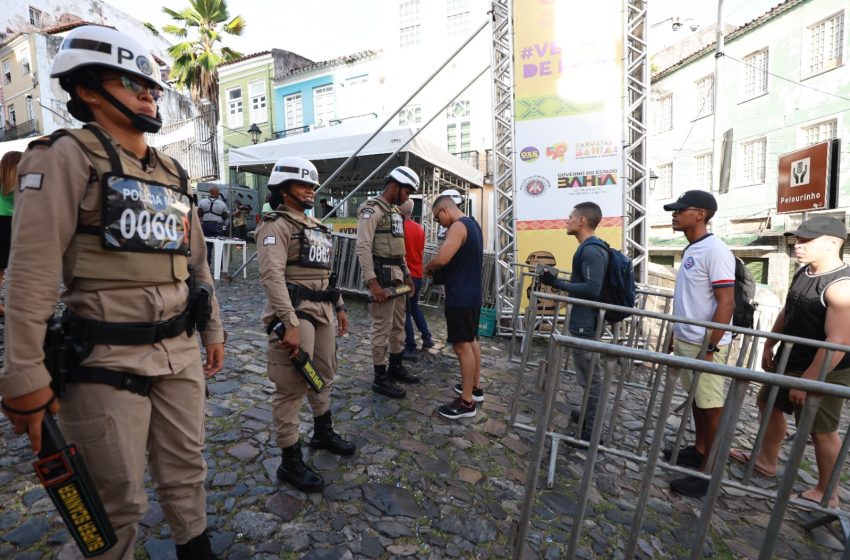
[247,123,262,144]
[649,169,659,191]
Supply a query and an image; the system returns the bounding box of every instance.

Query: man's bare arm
[425,220,466,272]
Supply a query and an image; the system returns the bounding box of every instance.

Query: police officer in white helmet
[356,166,420,398]
[256,156,354,493]
[0,25,225,559]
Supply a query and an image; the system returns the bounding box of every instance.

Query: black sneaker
[670,475,709,498]
[438,397,477,419]
[422,338,435,349]
[663,445,704,469]
[453,384,484,402]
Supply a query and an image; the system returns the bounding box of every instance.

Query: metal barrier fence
[511,290,850,559]
[326,233,500,312]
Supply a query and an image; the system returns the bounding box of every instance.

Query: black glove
[538,267,557,286]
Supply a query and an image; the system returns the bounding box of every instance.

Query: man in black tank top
[732,216,850,509]
[425,195,484,419]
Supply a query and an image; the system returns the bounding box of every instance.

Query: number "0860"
[119,209,180,241]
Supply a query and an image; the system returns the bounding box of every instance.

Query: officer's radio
[34,415,117,557]
[267,320,326,393]
[367,284,412,303]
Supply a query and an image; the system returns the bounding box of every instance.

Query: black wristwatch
[335,304,348,313]
[706,344,719,354]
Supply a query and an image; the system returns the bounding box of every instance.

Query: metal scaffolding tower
[489,0,649,330]
[489,0,517,333]
[624,0,650,284]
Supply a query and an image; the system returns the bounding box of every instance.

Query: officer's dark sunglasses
[102,76,163,102]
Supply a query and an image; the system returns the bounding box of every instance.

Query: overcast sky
[102,0,782,61]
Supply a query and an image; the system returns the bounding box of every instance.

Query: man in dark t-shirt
[425,195,483,420]
[731,216,850,509]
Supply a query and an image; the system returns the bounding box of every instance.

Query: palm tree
[162,0,245,114]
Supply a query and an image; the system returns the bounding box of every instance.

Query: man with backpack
[663,190,735,498]
[539,202,610,441]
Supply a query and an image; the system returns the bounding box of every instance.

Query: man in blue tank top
[425,195,484,419]
[731,216,850,509]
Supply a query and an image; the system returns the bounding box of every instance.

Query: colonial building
[217,49,314,189]
[648,0,850,298]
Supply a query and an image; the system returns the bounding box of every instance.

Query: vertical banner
[513,0,624,308]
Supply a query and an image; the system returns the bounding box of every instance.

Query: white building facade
[648,0,850,297]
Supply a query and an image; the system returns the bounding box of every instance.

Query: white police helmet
[51,25,167,90]
[268,157,320,189]
[386,166,420,192]
[440,189,463,205]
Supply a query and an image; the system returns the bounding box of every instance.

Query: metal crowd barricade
[510,291,850,559]
[505,259,678,366]
[330,232,367,297]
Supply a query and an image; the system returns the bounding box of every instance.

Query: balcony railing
[272,125,310,140]
[0,119,39,142]
[145,110,219,182]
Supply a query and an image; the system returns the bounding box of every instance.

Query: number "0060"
[119,209,180,241]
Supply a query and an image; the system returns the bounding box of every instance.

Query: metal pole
[512,340,563,559]
[566,326,619,559]
[314,19,489,197]
[321,67,489,221]
[710,0,725,193]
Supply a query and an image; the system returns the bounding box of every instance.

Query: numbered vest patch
[390,212,404,237]
[102,175,191,254]
[298,227,333,269]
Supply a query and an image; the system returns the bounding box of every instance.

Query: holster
[189,283,212,335]
[373,257,404,288]
[44,317,69,398]
[186,266,212,336]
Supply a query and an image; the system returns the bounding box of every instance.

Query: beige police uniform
[0,124,224,559]
[257,206,342,449]
[355,196,409,365]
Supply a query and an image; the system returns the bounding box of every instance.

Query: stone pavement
[0,265,847,559]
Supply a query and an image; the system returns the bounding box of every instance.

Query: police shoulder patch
[263,236,277,246]
[360,210,373,219]
[19,173,44,191]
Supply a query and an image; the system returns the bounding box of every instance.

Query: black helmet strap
[94,84,163,133]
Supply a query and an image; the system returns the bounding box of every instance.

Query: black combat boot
[276,440,324,493]
[175,529,216,560]
[388,352,420,384]
[309,410,356,456]
[371,364,406,398]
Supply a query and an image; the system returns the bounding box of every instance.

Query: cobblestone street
[0,261,848,559]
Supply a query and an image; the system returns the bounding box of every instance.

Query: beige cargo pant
[369,293,406,365]
[58,361,207,560]
[267,317,336,449]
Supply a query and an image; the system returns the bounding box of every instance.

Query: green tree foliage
[162,0,245,113]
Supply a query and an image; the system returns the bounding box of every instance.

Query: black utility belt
[66,309,189,346]
[286,283,337,303]
[373,257,404,267]
[65,367,153,397]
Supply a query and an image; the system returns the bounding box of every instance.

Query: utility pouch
[286,284,303,308]
[44,317,68,398]
[375,265,393,289]
[34,415,117,557]
[267,319,326,393]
